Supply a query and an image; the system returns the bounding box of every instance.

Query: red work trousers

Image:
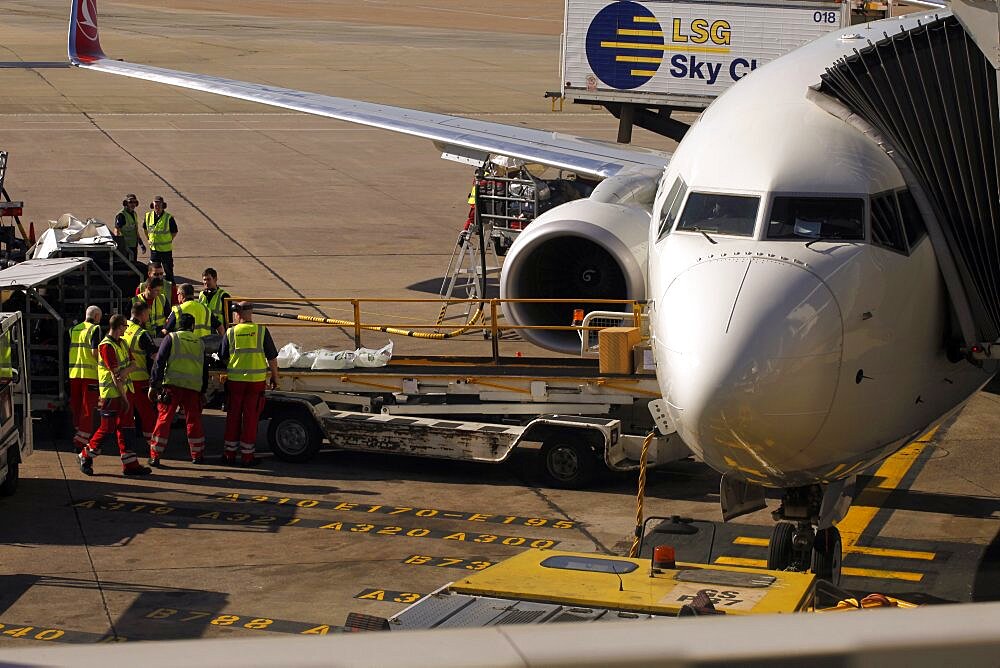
[224,380,265,463]
[150,385,205,459]
[69,378,98,451]
[131,380,157,441]
[84,396,143,472]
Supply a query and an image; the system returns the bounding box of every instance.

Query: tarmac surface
[0,0,997,649]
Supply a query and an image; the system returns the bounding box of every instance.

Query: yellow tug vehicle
[346,546,914,631]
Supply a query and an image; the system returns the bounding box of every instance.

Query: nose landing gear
[765,485,844,584]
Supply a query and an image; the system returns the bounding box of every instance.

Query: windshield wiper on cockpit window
[691,227,718,244]
[805,234,843,248]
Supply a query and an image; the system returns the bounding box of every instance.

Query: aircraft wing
[66,0,669,180]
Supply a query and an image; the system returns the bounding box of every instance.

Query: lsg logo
[78,0,99,42]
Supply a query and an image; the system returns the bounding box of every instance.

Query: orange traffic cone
[27,221,35,245]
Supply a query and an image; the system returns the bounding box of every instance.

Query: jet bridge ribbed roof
[818,13,1000,343]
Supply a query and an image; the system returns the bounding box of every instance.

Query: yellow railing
[226,296,646,364]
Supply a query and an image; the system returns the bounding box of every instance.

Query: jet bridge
[813,2,1000,356]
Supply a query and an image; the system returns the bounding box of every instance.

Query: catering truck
[560,0,851,139]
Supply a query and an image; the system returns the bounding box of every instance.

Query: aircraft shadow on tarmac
[0,574,278,641]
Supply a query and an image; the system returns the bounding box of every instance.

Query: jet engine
[500,172,657,354]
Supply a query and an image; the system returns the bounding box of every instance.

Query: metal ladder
[436,178,502,330]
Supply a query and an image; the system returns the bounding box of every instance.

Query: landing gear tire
[540,441,596,489]
[267,407,322,463]
[811,526,843,584]
[767,521,796,570]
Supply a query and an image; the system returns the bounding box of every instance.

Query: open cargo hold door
[813,5,1000,353]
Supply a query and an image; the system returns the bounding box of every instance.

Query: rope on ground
[256,307,484,340]
[628,431,656,558]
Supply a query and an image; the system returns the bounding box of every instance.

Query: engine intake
[500,198,650,354]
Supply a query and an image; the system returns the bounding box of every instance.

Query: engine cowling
[500,173,657,354]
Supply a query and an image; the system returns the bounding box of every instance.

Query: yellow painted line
[600,41,731,54]
[633,16,659,23]
[715,556,766,568]
[732,536,935,561]
[713,557,923,582]
[630,69,657,77]
[617,28,663,37]
[616,55,663,64]
[838,430,936,552]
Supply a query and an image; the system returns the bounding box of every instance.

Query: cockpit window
[766,196,865,241]
[656,177,687,241]
[675,193,759,237]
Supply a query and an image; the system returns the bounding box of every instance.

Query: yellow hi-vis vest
[122,320,150,382]
[0,330,12,380]
[145,210,174,252]
[139,279,174,306]
[69,321,99,380]
[226,323,268,383]
[119,208,139,248]
[164,331,204,391]
[199,289,230,326]
[132,293,169,336]
[172,300,212,338]
[96,336,133,400]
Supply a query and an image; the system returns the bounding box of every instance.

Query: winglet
[68,0,106,64]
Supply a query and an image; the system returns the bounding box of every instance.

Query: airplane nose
[656,257,843,484]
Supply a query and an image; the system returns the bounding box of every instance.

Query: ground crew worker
[114,194,146,262]
[136,261,177,306]
[143,196,178,282]
[68,306,102,454]
[163,283,222,339]
[149,313,207,463]
[199,267,231,327]
[80,314,151,477]
[132,277,169,338]
[219,302,279,466]
[123,301,159,464]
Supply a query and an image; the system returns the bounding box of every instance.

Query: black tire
[767,521,795,571]
[540,441,597,489]
[267,407,322,463]
[811,526,843,584]
[0,460,18,497]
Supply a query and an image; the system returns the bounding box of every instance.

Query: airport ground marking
[69,497,560,549]
[139,607,341,636]
[732,536,936,561]
[354,589,423,604]
[713,557,924,582]
[0,622,116,644]
[213,492,576,530]
[401,555,496,570]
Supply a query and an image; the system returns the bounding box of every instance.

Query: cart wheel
[0,460,19,497]
[540,441,596,489]
[811,526,843,584]
[767,521,795,571]
[267,407,322,463]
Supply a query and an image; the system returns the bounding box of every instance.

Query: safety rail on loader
[218,296,685,488]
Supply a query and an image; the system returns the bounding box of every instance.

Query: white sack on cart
[276,342,302,369]
[32,214,117,259]
[311,349,357,370]
[354,341,393,368]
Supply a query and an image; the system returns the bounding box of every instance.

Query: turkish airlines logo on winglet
[78,0,99,43]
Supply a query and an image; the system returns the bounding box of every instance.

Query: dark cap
[125,193,138,203]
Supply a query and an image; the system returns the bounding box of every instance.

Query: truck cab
[0,311,32,497]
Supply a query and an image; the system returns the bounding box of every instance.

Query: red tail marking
[71,0,105,63]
